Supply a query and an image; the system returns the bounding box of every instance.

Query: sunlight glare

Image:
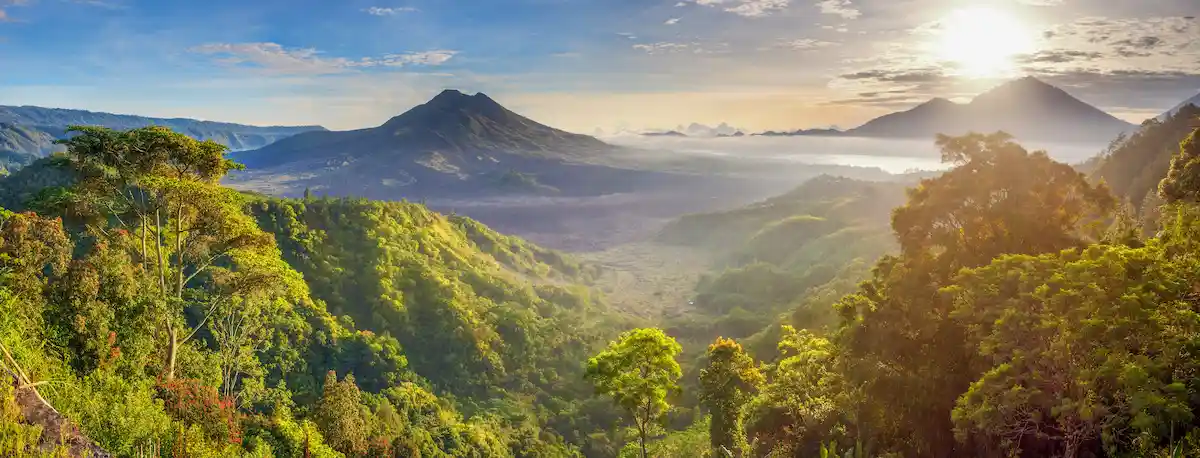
[936,7,1036,78]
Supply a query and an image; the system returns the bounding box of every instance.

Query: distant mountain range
[843,77,1136,142]
[229,90,684,199]
[0,105,325,170]
[641,130,688,137]
[749,77,1140,143]
[754,127,842,137]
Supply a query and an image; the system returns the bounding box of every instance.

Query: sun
[936,7,1036,78]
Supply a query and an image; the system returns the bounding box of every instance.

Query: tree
[948,244,1200,457]
[745,327,848,457]
[313,371,369,456]
[894,131,1114,275]
[1159,126,1200,204]
[836,132,1115,456]
[55,126,288,381]
[585,328,682,458]
[699,337,763,457]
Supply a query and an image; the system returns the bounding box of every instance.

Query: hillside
[0,123,58,170]
[249,196,631,454]
[846,77,1135,142]
[0,105,325,170]
[1092,104,1200,211]
[581,176,907,359]
[0,126,639,457]
[1162,92,1200,120]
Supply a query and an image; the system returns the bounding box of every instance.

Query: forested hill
[1091,103,1200,211]
[9,122,1200,458]
[0,126,633,457]
[248,196,633,454]
[599,130,1200,458]
[658,175,903,254]
[650,176,906,358]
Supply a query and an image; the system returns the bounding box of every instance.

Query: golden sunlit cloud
[936,7,1036,78]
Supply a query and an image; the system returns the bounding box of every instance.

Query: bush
[157,377,242,445]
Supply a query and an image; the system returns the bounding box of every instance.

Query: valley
[0,76,1197,458]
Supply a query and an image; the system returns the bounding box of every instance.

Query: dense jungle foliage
[0,125,629,457]
[4,118,1200,458]
[588,127,1200,458]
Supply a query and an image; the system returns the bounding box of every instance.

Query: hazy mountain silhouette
[1161,91,1200,120]
[228,90,671,199]
[0,105,325,169]
[641,130,688,137]
[846,77,1135,142]
[237,89,612,169]
[0,105,324,151]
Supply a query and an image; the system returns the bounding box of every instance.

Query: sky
[0,0,1197,133]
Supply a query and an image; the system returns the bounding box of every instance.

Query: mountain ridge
[0,105,327,170]
[236,89,612,170]
[846,77,1135,142]
[1161,91,1200,120]
[229,89,638,200]
[0,104,326,130]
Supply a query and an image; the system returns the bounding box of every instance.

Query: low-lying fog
[432,135,1110,252]
[604,134,1108,174]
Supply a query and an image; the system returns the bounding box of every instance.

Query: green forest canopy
[2,120,1200,458]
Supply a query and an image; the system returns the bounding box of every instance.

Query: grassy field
[580,242,712,320]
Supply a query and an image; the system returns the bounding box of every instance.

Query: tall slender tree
[585,328,682,458]
[699,337,763,457]
[55,126,288,381]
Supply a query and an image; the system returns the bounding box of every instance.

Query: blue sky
[1,0,1197,132]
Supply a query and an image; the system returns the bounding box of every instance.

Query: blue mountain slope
[0,105,326,170]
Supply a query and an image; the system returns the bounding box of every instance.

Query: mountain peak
[972,76,1069,104]
[428,89,491,103]
[910,97,958,112]
[432,88,469,100]
[924,97,955,106]
[846,76,1133,142]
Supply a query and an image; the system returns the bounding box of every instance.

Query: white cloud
[817,0,860,19]
[665,17,681,25]
[632,41,732,55]
[633,42,692,54]
[827,15,1200,111]
[72,0,125,8]
[364,6,417,16]
[1035,16,1200,71]
[0,0,28,22]
[190,43,456,75]
[685,0,790,17]
[1016,0,1063,5]
[380,50,457,66]
[775,38,837,50]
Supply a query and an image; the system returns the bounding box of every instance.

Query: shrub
[157,377,242,445]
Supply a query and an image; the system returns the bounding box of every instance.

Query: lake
[605,134,1109,174]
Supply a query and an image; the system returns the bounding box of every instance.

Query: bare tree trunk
[640,396,652,458]
[154,208,166,296]
[639,419,647,458]
[140,215,147,267]
[175,203,184,298]
[165,324,177,381]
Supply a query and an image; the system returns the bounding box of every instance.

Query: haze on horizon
[0,0,1196,133]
